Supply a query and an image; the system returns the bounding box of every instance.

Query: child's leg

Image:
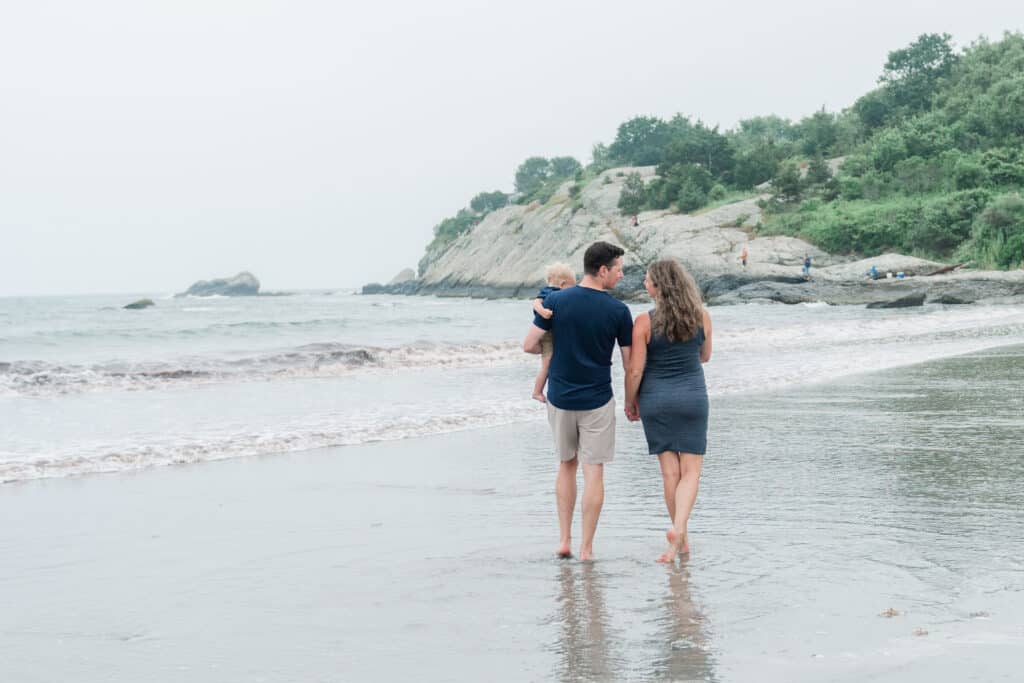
[532,354,552,401]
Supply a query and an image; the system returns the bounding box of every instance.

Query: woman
[625,259,712,563]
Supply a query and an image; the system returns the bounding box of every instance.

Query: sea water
[3,291,1024,482]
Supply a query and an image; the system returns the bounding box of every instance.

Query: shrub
[618,172,646,215]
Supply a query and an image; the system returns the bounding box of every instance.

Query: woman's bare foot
[532,392,547,403]
[556,541,572,558]
[578,547,594,561]
[657,528,679,563]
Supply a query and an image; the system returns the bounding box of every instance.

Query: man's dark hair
[583,241,625,276]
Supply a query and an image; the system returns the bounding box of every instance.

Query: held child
[531,262,576,402]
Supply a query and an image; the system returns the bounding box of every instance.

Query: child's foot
[532,392,547,403]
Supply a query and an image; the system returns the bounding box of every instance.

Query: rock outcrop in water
[177,272,260,297]
[123,298,155,310]
[362,166,1024,306]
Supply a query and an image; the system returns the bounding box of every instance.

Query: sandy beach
[3,345,1023,682]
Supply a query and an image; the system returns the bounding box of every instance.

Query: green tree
[732,142,783,188]
[469,191,509,213]
[608,116,673,165]
[549,156,583,179]
[514,157,552,196]
[659,122,735,179]
[797,108,838,156]
[772,161,803,202]
[853,89,893,130]
[618,172,646,215]
[880,32,958,114]
[805,155,832,186]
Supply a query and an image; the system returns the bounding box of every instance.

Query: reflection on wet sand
[553,562,613,682]
[654,562,715,681]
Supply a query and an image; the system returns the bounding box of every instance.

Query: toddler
[531,262,576,402]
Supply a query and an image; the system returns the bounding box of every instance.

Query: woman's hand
[625,401,640,422]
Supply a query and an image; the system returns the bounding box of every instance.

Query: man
[803,254,812,279]
[523,241,634,560]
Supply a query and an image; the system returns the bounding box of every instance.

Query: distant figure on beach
[632,215,639,227]
[867,265,879,280]
[531,263,577,402]
[740,245,748,268]
[802,254,812,279]
[523,241,634,561]
[625,259,712,563]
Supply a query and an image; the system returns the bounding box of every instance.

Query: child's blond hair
[545,262,576,287]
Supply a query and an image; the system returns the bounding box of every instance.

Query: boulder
[866,292,926,309]
[929,294,971,305]
[123,298,155,310]
[176,272,260,297]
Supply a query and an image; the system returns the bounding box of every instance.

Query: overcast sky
[1,1,1020,296]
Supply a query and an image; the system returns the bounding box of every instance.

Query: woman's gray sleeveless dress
[638,311,708,455]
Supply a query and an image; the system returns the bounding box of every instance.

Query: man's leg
[556,458,578,557]
[579,463,604,561]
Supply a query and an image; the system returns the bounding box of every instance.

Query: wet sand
[2,346,1023,682]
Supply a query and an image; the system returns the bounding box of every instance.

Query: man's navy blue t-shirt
[533,286,633,410]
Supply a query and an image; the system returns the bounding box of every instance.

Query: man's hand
[523,324,546,354]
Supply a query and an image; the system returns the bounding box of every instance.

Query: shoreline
[364,268,1024,307]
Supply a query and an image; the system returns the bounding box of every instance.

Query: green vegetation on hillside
[424,31,1024,271]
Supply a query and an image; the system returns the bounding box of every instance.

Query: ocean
[3,292,1024,682]
[3,291,1024,483]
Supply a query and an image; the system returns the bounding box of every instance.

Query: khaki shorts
[547,398,616,465]
[539,331,554,358]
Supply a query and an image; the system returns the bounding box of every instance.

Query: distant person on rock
[740,245,748,268]
[523,242,634,561]
[531,263,577,402]
[802,254,812,279]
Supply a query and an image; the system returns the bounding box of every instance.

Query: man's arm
[523,323,546,354]
[619,345,632,371]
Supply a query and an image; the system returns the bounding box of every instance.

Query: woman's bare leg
[670,453,703,555]
[657,451,681,562]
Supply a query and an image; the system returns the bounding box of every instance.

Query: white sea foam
[0,398,537,482]
[0,341,528,397]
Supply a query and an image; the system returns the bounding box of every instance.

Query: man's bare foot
[579,547,594,561]
[532,392,547,403]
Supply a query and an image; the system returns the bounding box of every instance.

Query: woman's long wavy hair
[648,259,704,342]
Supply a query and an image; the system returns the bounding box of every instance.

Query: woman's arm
[624,313,650,417]
[699,308,713,363]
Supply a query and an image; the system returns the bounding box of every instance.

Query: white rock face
[420,167,840,287]
[388,268,416,285]
[416,165,946,295]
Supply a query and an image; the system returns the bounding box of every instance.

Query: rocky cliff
[368,167,1024,306]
